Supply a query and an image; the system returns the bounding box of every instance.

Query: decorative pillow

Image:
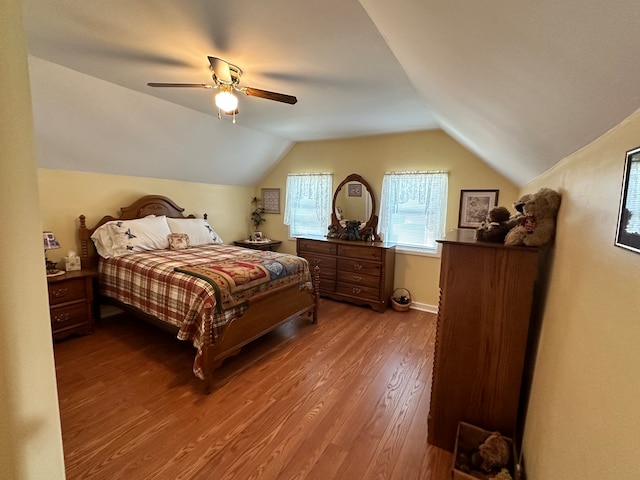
[91,215,172,258]
[168,233,190,250]
[166,218,223,246]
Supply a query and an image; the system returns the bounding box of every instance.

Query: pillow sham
[166,218,223,246]
[91,215,172,258]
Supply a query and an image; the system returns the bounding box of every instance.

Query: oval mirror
[327,174,379,241]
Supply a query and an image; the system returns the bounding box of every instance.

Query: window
[379,171,448,253]
[284,173,333,238]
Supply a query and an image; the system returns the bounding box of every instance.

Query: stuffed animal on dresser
[339,220,361,241]
[504,188,561,247]
[475,206,512,243]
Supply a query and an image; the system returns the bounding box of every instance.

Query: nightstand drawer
[48,270,96,340]
[48,278,85,306]
[50,303,89,331]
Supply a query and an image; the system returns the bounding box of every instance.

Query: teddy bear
[470,432,511,474]
[505,192,532,230]
[475,206,513,243]
[504,187,561,247]
[326,224,340,238]
[360,226,376,242]
[339,220,361,241]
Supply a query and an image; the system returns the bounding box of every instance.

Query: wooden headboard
[79,195,205,266]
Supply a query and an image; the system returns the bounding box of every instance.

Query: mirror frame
[329,173,379,241]
[615,146,640,253]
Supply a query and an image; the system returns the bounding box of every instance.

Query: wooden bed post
[202,316,215,394]
[312,265,320,324]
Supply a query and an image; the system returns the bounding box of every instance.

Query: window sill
[395,246,441,258]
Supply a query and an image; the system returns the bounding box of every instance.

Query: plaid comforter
[98,244,311,378]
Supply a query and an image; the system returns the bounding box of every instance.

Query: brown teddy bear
[505,192,532,230]
[475,206,513,243]
[339,220,361,241]
[504,188,561,247]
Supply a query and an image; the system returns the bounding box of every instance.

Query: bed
[79,195,319,393]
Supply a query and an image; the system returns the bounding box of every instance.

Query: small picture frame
[348,183,362,197]
[252,231,263,242]
[458,189,499,228]
[261,188,281,214]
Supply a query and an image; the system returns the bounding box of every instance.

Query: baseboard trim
[408,301,438,314]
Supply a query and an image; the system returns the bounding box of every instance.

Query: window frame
[379,171,449,256]
[284,173,333,239]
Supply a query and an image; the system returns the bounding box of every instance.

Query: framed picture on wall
[458,189,499,228]
[615,146,640,253]
[261,188,281,214]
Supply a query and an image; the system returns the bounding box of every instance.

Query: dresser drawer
[298,239,338,255]
[319,278,337,292]
[337,271,380,288]
[299,253,337,277]
[337,258,381,277]
[336,282,380,300]
[48,278,86,306]
[337,244,382,261]
[50,303,88,331]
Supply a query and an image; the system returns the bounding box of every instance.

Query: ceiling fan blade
[242,87,297,105]
[147,83,213,88]
[208,56,232,84]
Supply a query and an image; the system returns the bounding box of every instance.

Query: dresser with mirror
[296,174,396,312]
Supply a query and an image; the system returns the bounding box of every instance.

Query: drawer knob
[352,287,362,294]
[52,288,69,298]
[53,313,70,323]
[352,263,363,271]
[352,275,362,282]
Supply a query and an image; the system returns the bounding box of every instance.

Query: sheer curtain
[379,171,448,251]
[284,173,333,237]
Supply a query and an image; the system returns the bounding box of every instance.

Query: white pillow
[166,218,223,246]
[91,215,172,258]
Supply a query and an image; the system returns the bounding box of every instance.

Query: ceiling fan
[147,56,297,120]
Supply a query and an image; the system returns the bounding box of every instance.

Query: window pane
[379,172,448,252]
[284,173,332,238]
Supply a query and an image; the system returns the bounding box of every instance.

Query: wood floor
[54,299,453,480]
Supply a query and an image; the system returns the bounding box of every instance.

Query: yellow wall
[256,129,519,308]
[1,1,66,478]
[522,109,640,478]
[38,169,255,266]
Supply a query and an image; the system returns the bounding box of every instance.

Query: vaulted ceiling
[22,0,640,187]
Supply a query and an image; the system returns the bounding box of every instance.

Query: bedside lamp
[43,231,64,277]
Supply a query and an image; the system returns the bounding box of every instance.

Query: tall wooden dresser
[428,229,540,451]
[296,237,395,312]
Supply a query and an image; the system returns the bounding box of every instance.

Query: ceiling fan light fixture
[215,87,238,113]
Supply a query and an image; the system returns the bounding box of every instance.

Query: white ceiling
[22,0,640,187]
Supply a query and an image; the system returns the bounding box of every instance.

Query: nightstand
[47,269,97,340]
[233,239,282,251]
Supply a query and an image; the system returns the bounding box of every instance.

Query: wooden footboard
[201,265,320,393]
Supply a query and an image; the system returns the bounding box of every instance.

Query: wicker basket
[391,288,412,312]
